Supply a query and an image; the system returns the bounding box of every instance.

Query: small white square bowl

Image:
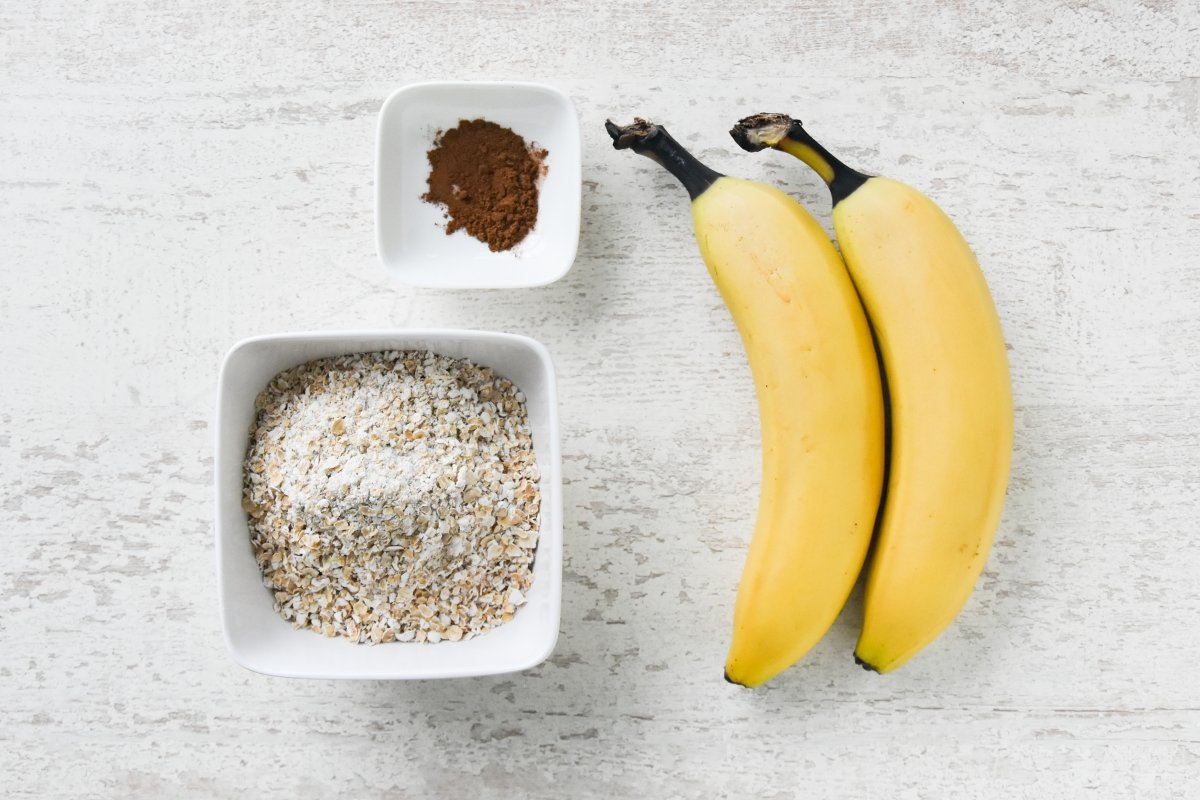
[375,81,581,288]
[214,330,562,679]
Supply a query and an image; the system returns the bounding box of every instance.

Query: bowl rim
[214,328,562,679]
[373,80,582,289]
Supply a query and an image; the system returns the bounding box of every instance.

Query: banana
[606,119,884,687]
[731,113,1013,673]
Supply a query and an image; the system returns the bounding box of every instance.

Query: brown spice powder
[422,119,548,252]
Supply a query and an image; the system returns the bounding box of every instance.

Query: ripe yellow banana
[606,119,884,687]
[731,113,1014,673]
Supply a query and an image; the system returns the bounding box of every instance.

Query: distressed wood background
[2,1,1198,797]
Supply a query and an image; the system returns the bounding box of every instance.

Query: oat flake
[242,350,541,644]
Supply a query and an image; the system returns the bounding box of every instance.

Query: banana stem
[729,113,869,205]
[605,118,722,200]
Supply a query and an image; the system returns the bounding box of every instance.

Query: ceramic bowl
[375,81,581,288]
[215,329,562,679]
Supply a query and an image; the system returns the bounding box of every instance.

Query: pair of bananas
[606,114,1013,686]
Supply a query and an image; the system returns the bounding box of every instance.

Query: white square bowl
[214,330,562,679]
[375,81,581,288]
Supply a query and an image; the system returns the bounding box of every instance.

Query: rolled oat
[242,350,540,644]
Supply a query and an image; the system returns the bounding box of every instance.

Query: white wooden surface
[3,2,1199,797]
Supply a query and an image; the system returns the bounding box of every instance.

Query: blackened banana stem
[605,118,722,200]
[729,113,870,206]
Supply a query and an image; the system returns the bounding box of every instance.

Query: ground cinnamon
[422,119,548,252]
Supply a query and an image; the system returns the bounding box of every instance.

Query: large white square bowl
[375,81,581,288]
[215,330,562,679]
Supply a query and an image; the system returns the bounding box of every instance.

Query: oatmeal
[241,350,540,644]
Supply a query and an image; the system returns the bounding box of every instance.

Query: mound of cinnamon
[422,119,548,252]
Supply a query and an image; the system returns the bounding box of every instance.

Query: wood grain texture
[2,1,1199,797]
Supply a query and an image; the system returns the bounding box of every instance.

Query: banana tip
[729,113,797,152]
[605,117,658,150]
[853,653,882,674]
